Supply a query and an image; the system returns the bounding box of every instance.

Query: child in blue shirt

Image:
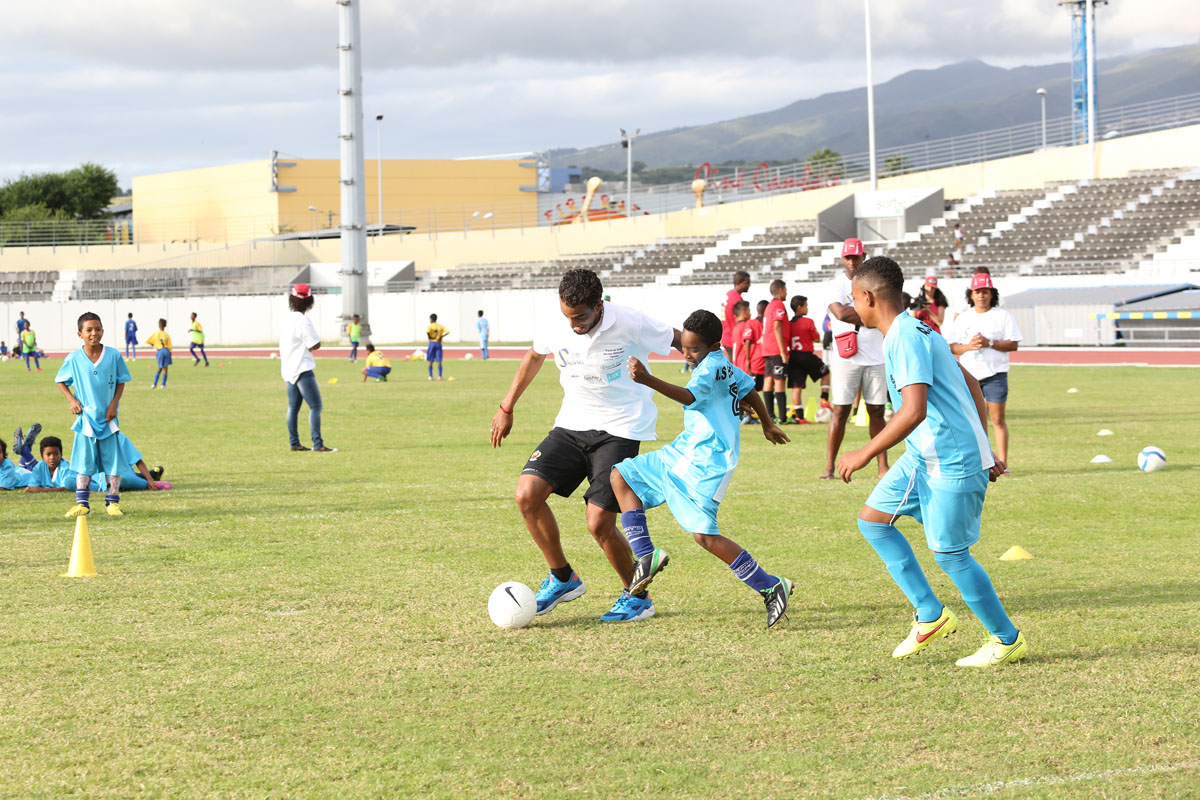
[836,256,1026,667]
[54,312,133,517]
[610,309,794,627]
[0,437,35,490]
[124,313,138,359]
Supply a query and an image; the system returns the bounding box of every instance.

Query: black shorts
[521,428,640,513]
[764,355,786,379]
[787,351,829,388]
[822,330,833,349]
[752,373,765,391]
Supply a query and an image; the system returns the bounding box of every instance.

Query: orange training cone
[61,515,98,577]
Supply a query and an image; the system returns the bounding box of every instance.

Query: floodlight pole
[1086,0,1097,179]
[864,0,877,190]
[337,0,370,342]
[375,114,384,236]
[620,128,640,216]
[1036,88,1047,149]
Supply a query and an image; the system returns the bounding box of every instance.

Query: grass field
[1,355,1198,799]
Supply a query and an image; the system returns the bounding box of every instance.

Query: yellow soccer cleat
[892,606,958,659]
[956,631,1028,667]
[65,504,91,518]
[105,503,124,517]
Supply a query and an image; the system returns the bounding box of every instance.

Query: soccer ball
[815,406,832,424]
[487,581,536,629]
[1137,446,1166,472]
[269,352,279,359]
[464,352,474,360]
[0,355,7,362]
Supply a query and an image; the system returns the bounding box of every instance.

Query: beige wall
[132,161,280,244]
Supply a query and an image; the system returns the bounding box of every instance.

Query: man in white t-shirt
[821,238,889,480]
[490,269,680,623]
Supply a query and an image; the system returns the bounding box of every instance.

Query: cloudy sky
[1,0,1196,187]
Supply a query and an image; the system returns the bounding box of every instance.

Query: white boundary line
[862,760,1200,800]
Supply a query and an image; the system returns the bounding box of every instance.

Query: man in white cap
[821,238,888,479]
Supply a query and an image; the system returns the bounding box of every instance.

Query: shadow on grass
[1009,580,1200,611]
[532,608,684,629]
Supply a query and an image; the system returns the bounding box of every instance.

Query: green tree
[0,162,119,220]
[883,155,914,177]
[806,148,844,180]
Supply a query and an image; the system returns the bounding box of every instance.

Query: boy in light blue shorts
[610,309,794,627]
[55,312,133,517]
[836,256,1026,667]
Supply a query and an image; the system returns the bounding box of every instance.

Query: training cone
[60,516,98,578]
[853,402,868,427]
[999,545,1033,561]
[804,396,819,422]
[327,377,338,384]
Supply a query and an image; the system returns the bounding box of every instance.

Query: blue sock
[934,548,1019,645]
[153,373,159,387]
[729,549,778,593]
[428,362,432,378]
[162,372,167,386]
[858,519,943,622]
[19,444,35,471]
[438,363,443,378]
[75,488,89,506]
[620,509,653,557]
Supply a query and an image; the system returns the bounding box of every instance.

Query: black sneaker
[628,546,669,595]
[149,465,165,482]
[25,422,42,449]
[11,426,23,455]
[312,445,338,452]
[291,445,311,451]
[763,577,793,628]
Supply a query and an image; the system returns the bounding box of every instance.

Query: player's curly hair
[558,269,604,308]
[683,309,723,347]
[854,255,904,300]
[288,294,315,313]
[965,287,1000,309]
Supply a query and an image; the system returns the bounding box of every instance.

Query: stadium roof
[1117,288,1200,312]
[1003,284,1197,308]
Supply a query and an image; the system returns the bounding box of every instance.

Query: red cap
[924,276,938,287]
[290,283,312,298]
[970,273,994,290]
[841,238,864,257]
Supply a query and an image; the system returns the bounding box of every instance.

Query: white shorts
[830,360,888,406]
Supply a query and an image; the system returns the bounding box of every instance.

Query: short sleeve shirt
[789,315,819,353]
[280,311,319,384]
[731,320,752,372]
[761,299,790,356]
[747,319,765,375]
[427,323,448,343]
[885,312,993,478]
[0,459,34,489]
[125,319,137,337]
[947,307,1022,380]
[826,271,885,365]
[720,289,742,348]
[189,321,205,343]
[532,302,674,442]
[476,318,489,338]
[55,346,131,440]
[146,331,172,351]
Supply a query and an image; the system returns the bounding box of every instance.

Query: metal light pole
[864,0,877,190]
[375,113,383,235]
[619,127,640,215]
[337,0,369,341]
[1036,88,1047,149]
[1086,0,1097,179]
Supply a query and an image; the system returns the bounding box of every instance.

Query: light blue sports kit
[859,312,1017,644]
[30,459,104,492]
[0,459,34,490]
[55,346,132,476]
[616,350,756,536]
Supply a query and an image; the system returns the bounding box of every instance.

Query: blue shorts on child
[71,431,127,477]
[866,450,989,552]
[156,348,173,368]
[365,366,391,378]
[615,447,727,537]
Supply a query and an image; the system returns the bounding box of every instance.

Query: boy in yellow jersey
[146,318,173,389]
[20,326,41,371]
[361,344,392,381]
[189,312,208,366]
[348,314,362,362]
[426,313,448,381]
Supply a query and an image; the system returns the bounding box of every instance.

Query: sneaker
[25,422,42,446]
[65,504,90,518]
[600,590,655,622]
[628,546,669,595]
[11,426,23,455]
[762,577,793,628]
[795,417,814,425]
[149,465,165,482]
[312,445,338,452]
[892,606,958,659]
[534,571,586,615]
[106,503,123,517]
[291,445,311,451]
[956,631,1028,667]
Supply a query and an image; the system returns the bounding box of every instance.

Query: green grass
[1,357,1197,799]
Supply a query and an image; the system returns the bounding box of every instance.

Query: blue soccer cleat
[534,571,586,616]
[600,590,655,623]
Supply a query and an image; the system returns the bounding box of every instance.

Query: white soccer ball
[487,581,536,629]
[269,352,279,359]
[1,355,7,362]
[815,406,832,424]
[1137,446,1166,472]
[464,352,474,360]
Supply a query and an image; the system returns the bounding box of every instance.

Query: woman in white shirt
[948,272,1021,470]
[280,284,334,452]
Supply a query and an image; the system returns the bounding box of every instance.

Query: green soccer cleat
[628,547,669,596]
[893,606,958,659]
[956,631,1028,667]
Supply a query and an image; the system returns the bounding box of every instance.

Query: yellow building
[130,157,538,244]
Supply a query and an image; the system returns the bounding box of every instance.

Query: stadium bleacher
[0,270,58,302]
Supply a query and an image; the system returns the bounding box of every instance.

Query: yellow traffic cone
[804,396,819,422]
[853,402,868,427]
[60,515,99,577]
[999,545,1033,561]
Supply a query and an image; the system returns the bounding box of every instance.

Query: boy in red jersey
[749,300,767,412]
[729,301,753,373]
[786,295,829,423]
[760,280,791,424]
[720,271,751,359]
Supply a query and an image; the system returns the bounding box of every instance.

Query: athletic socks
[75,473,91,507]
[774,392,788,421]
[858,519,943,622]
[550,565,574,583]
[820,389,829,401]
[438,364,443,378]
[152,373,159,387]
[729,549,778,593]
[934,548,1019,645]
[620,509,654,558]
[105,474,120,506]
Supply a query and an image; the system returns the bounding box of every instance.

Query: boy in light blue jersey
[476,310,489,360]
[837,256,1026,667]
[24,435,104,493]
[0,437,35,490]
[610,309,795,627]
[55,312,133,517]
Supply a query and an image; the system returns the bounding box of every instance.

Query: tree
[0,163,119,220]
[632,160,647,174]
[805,148,844,181]
[883,155,914,177]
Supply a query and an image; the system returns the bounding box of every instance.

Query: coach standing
[821,238,889,480]
[490,269,680,623]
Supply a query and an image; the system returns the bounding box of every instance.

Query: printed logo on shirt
[529,450,541,462]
